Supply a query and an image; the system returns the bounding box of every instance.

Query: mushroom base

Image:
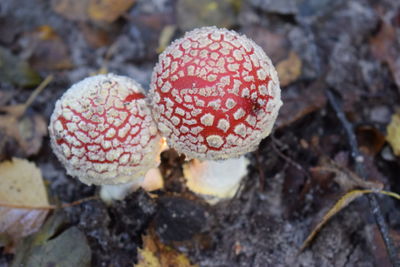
[183,156,249,204]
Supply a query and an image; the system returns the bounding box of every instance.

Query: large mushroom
[49,73,163,201]
[150,27,282,202]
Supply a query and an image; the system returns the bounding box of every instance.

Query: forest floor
[1,0,400,266]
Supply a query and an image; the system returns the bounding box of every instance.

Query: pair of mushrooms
[49,27,282,203]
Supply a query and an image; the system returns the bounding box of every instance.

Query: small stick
[0,196,99,210]
[326,89,399,267]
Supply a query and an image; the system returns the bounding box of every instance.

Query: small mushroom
[49,73,163,202]
[150,27,282,202]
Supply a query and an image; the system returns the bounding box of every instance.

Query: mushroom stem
[100,179,143,203]
[183,156,249,204]
[100,167,164,203]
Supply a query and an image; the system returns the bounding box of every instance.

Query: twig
[270,135,310,179]
[23,74,54,114]
[0,196,99,210]
[326,89,399,267]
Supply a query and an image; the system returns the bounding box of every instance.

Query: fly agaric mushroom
[150,27,282,202]
[49,73,163,201]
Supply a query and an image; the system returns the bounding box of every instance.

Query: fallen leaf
[176,0,236,31]
[241,26,289,64]
[300,189,400,251]
[19,25,72,71]
[88,0,136,23]
[386,113,400,156]
[52,0,135,23]
[276,51,302,87]
[356,125,386,155]
[0,158,50,249]
[370,20,400,90]
[80,23,116,48]
[276,79,326,128]
[310,157,383,192]
[0,46,40,87]
[0,76,52,158]
[136,233,198,267]
[12,212,91,267]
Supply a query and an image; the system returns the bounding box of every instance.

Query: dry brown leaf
[136,234,198,267]
[370,20,400,90]
[310,160,383,192]
[386,113,400,156]
[88,0,136,23]
[276,79,326,128]
[242,26,289,64]
[0,76,52,157]
[356,125,386,156]
[300,189,400,251]
[0,158,50,249]
[52,0,135,23]
[276,51,302,87]
[20,25,72,71]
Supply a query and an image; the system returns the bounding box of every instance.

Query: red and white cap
[49,73,162,185]
[150,27,282,160]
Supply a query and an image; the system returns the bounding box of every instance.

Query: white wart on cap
[150,27,282,160]
[49,73,162,185]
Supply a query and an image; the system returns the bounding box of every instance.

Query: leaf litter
[0,158,50,251]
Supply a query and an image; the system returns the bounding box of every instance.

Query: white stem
[99,167,164,203]
[183,155,249,204]
[100,178,143,203]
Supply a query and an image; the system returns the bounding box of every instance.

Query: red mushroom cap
[49,74,161,185]
[150,27,282,160]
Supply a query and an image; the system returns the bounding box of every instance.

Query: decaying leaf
[276,79,326,128]
[241,26,289,64]
[0,158,51,249]
[0,46,41,87]
[300,189,400,251]
[52,0,136,23]
[356,125,386,156]
[310,160,383,192]
[276,51,302,87]
[386,113,400,156]
[88,0,136,23]
[15,227,91,267]
[370,20,400,90]
[136,233,198,267]
[19,25,72,71]
[12,212,91,267]
[176,0,236,31]
[0,76,52,158]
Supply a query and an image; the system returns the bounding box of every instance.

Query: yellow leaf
[136,234,198,267]
[386,113,400,156]
[52,0,135,23]
[0,158,50,249]
[276,51,302,87]
[88,0,136,23]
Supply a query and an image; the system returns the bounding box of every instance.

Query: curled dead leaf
[19,25,73,71]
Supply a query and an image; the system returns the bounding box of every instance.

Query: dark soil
[1,0,400,266]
